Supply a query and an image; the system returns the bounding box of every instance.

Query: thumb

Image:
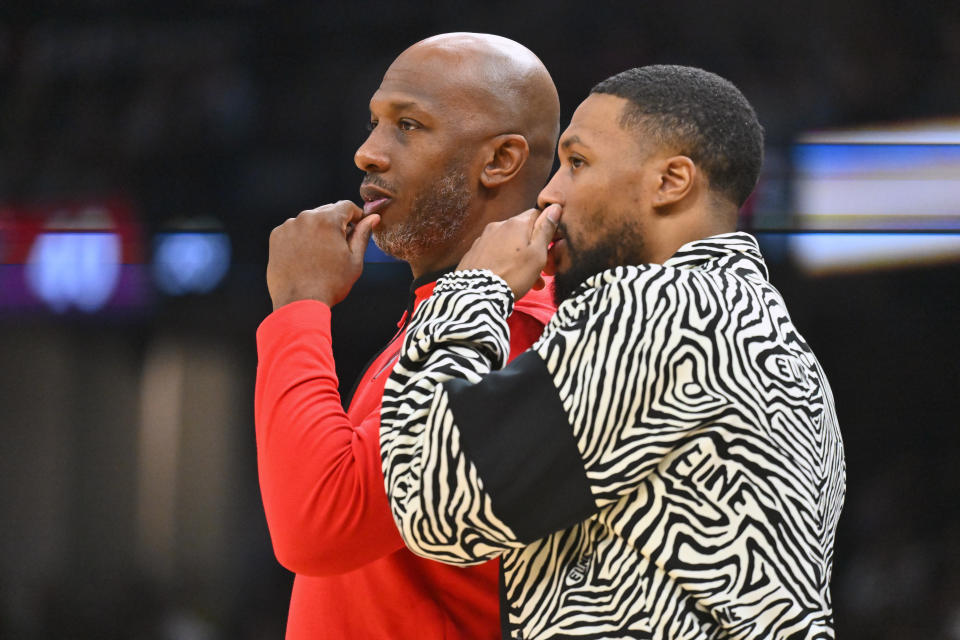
[531,204,562,249]
[349,213,380,258]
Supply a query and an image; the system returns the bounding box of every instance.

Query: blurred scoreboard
[0,199,231,314]
[0,199,147,313]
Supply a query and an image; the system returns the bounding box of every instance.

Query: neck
[406,225,481,278]
[409,264,457,289]
[650,200,738,264]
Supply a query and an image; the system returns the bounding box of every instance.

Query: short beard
[553,214,646,306]
[372,160,472,264]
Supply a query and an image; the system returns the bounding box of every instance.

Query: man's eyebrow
[369,97,425,115]
[388,100,419,111]
[560,135,587,150]
[374,99,430,115]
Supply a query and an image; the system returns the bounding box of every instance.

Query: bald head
[355,34,559,275]
[386,33,560,194]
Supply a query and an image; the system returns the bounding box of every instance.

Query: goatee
[370,158,472,263]
[552,216,646,306]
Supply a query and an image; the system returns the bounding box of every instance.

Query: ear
[479,134,530,189]
[652,155,696,209]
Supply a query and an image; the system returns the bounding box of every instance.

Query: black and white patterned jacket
[380,232,846,639]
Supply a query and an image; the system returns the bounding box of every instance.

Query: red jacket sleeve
[255,292,554,577]
[255,300,401,576]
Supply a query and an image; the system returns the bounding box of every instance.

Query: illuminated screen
[0,200,239,314]
[789,119,960,273]
[0,199,148,314]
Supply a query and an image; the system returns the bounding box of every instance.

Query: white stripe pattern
[381,233,845,639]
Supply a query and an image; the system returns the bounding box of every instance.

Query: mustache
[361,174,398,193]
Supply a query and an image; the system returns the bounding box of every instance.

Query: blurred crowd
[1,1,959,638]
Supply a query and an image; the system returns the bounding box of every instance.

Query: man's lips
[363,197,391,215]
[548,223,568,271]
[549,224,566,247]
[545,239,562,276]
[360,183,394,215]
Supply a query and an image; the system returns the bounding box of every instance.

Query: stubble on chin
[373,167,472,264]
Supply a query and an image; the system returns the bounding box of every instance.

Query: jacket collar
[397,265,457,328]
[663,232,768,279]
[573,232,768,299]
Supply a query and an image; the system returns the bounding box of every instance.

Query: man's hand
[267,201,380,310]
[457,204,561,300]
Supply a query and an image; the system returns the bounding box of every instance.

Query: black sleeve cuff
[443,351,597,544]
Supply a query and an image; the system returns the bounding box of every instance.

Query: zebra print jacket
[380,232,845,639]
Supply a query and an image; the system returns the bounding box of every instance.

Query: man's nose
[537,173,564,210]
[354,129,390,173]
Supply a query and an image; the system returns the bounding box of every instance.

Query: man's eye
[398,119,419,132]
[569,156,585,169]
[366,120,378,132]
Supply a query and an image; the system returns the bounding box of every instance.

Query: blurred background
[1,1,958,638]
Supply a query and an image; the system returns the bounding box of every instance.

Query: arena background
[1,1,958,638]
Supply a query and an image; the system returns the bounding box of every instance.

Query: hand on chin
[457,205,562,299]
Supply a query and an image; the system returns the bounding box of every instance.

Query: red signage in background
[0,198,149,313]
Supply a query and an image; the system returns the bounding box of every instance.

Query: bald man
[255,34,560,639]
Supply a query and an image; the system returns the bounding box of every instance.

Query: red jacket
[255,272,555,639]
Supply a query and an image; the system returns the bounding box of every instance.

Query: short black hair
[591,65,764,207]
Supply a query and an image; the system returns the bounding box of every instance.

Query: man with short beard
[381,65,845,639]
[255,33,560,639]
